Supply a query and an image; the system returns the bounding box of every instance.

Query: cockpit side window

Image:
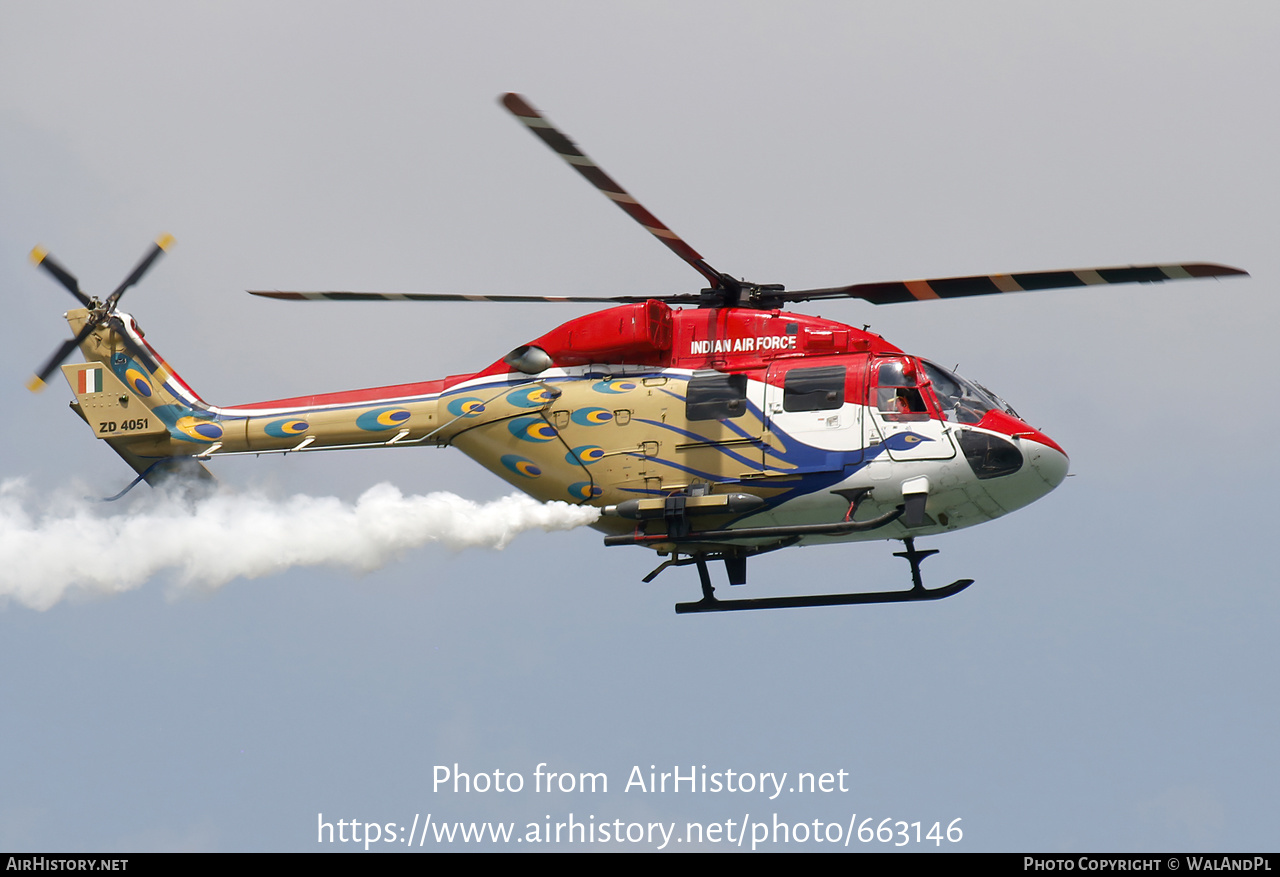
[870,359,929,422]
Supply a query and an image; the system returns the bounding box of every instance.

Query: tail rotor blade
[27,321,99,392]
[30,246,91,307]
[104,315,156,370]
[104,233,174,309]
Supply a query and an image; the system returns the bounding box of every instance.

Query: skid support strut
[673,537,973,614]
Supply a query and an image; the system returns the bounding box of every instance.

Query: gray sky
[2,1,1277,851]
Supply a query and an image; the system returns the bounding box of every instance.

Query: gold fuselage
[61,303,1069,548]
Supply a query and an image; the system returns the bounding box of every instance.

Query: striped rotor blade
[500,93,723,289]
[777,263,1249,305]
[30,247,91,307]
[248,290,647,303]
[105,234,174,308]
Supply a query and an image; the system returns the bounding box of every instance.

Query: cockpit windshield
[920,360,1020,424]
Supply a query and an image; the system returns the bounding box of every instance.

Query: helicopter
[27,93,1247,614]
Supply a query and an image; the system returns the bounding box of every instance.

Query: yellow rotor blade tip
[156,233,175,251]
[29,245,48,266]
[25,375,46,393]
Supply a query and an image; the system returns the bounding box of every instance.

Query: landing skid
[672,537,974,615]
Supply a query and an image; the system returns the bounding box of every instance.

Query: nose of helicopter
[1023,434,1069,491]
[961,411,1069,513]
[979,434,1068,520]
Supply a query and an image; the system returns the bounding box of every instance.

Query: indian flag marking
[78,367,103,394]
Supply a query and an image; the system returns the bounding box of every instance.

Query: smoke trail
[0,479,601,611]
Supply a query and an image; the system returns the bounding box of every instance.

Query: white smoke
[0,479,601,611]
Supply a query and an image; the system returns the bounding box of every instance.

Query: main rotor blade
[501,93,724,290]
[104,233,174,309]
[246,289,711,305]
[774,262,1249,306]
[30,246,91,307]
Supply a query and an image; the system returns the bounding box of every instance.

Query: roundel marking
[591,379,638,395]
[566,445,605,465]
[446,396,486,417]
[356,407,412,431]
[175,415,223,442]
[264,418,310,437]
[508,417,558,442]
[500,454,542,478]
[124,367,153,398]
[570,407,614,426]
[507,386,557,408]
[568,482,603,500]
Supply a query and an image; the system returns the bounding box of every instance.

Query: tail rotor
[26,234,174,391]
